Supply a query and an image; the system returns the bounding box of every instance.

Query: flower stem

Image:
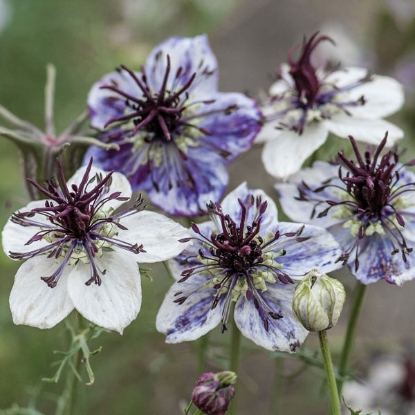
[318,330,342,415]
[337,282,367,395]
[197,334,209,375]
[228,318,241,415]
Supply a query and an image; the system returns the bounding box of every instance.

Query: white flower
[257,33,404,179]
[2,159,189,333]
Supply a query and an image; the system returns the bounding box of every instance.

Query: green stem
[318,331,342,415]
[228,318,241,415]
[337,282,367,395]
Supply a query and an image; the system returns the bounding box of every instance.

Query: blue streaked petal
[274,222,343,277]
[156,274,223,343]
[234,283,308,352]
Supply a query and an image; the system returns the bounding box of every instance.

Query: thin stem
[269,357,283,415]
[318,330,342,415]
[45,64,56,137]
[228,318,241,415]
[337,282,367,395]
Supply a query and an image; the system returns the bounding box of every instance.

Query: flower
[292,269,346,332]
[85,35,261,216]
[0,65,118,200]
[191,371,237,415]
[276,133,415,285]
[156,183,342,352]
[257,32,404,179]
[2,159,189,333]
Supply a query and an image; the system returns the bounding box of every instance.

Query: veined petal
[261,123,329,178]
[9,256,73,329]
[3,200,53,258]
[145,35,218,100]
[197,92,261,161]
[88,70,143,130]
[142,145,229,216]
[276,161,345,228]
[274,222,342,276]
[234,283,308,352]
[67,250,142,334]
[156,274,223,343]
[352,233,415,286]
[119,210,190,263]
[344,75,404,119]
[220,182,279,233]
[324,115,404,145]
[67,165,132,211]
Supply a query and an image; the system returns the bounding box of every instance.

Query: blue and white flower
[85,35,261,216]
[277,134,415,286]
[257,33,404,178]
[2,160,189,333]
[156,183,342,352]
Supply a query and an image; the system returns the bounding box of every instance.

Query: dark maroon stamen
[174,196,307,332]
[288,32,334,110]
[298,133,415,269]
[10,158,146,288]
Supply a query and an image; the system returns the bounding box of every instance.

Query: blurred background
[1,0,415,414]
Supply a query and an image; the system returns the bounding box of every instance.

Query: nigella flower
[156,183,342,352]
[257,32,404,178]
[2,159,189,332]
[85,35,261,216]
[276,133,415,286]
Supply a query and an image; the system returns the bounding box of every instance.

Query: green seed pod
[292,269,346,332]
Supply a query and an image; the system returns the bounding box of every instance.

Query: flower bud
[191,371,237,415]
[292,269,346,332]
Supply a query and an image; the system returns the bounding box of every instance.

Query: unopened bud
[292,269,346,332]
[191,371,237,415]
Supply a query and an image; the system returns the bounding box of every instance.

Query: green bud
[292,269,346,332]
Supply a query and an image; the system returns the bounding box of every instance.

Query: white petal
[254,117,284,144]
[276,161,345,228]
[156,275,222,343]
[234,284,308,352]
[2,200,53,258]
[324,115,404,145]
[9,257,74,328]
[67,250,142,334]
[67,166,132,211]
[261,124,329,179]
[119,211,190,263]
[325,67,369,88]
[344,75,404,119]
[220,183,279,232]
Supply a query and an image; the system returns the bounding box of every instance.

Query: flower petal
[324,115,403,145]
[351,233,415,286]
[261,123,329,178]
[9,256,74,328]
[276,161,345,228]
[156,274,223,343]
[274,222,343,276]
[325,67,369,88]
[344,75,404,119]
[145,35,218,100]
[2,200,53,258]
[220,182,279,233]
[119,210,190,263]
[234,283,308,352]
[67,250,142,334]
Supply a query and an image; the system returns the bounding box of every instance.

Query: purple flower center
[176,196,309,332]
[10,159,145,288]
[298,134,415,269]
[100,57,214,142]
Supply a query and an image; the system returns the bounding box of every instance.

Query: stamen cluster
[10,159,145,288]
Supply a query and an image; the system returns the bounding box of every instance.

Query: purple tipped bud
[191,223,201,234]
[191,371,237,415]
